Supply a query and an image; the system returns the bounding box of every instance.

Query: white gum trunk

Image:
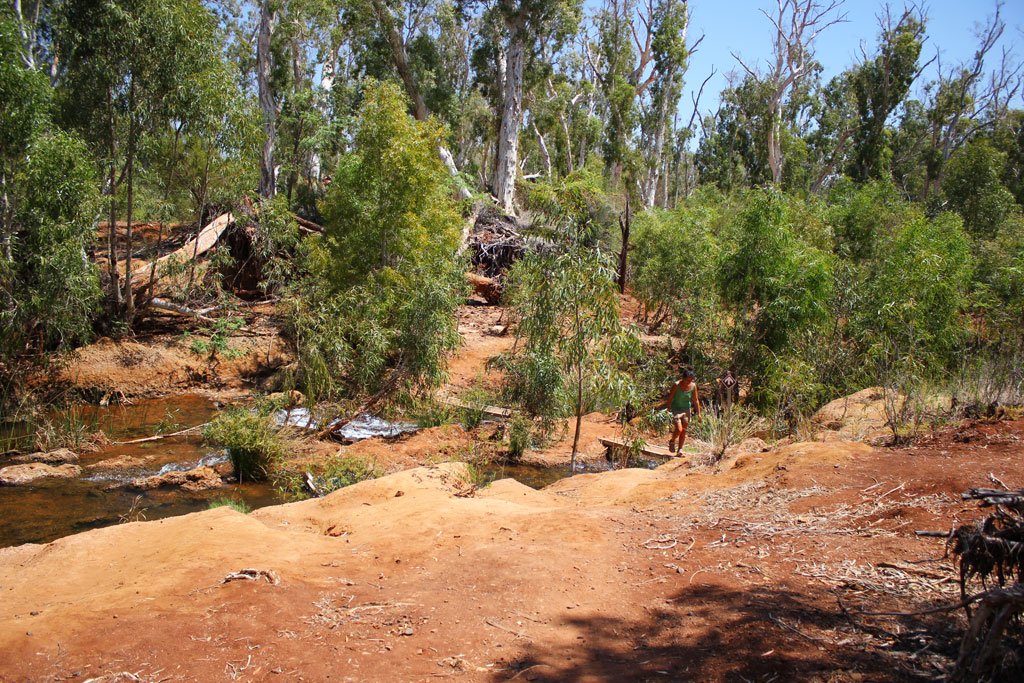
[494,30,524,214]
[257,1,278,198]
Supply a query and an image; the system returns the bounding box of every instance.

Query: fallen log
[466,272,503,304]
[147,297,217,323]
[127,212,233,291]
[294,216,323,234]
[437,396,513,419]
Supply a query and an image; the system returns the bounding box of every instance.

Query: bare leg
[679,416,689,446]
[669,418,683,452]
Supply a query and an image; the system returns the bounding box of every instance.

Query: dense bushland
[0,0,1020,434]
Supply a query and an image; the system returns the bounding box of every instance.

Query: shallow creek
[0,396,666,548]
[0,396,283,548]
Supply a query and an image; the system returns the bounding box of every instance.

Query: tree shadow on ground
[491,581,962,682]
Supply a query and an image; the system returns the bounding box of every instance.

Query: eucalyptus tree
[589,0,693,205]
[844,7,926,184]
[358,0,475,199]
[638,0,692,207]
[919,2,1021,199]
[488,0,582,214]
[57,0,231,319]
[732,0,846,185]
[0,14,99,366]
[257,0,280,198]
[293,80,466,399]
[0,10,48,262]
[503,178,640,467]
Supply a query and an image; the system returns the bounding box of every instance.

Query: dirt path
[1,419,1020,681]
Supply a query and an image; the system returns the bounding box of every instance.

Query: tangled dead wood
[467,207,552,283]
[951,488,1024,605]
[946,486,1024,682]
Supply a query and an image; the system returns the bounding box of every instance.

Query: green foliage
[182,316,245,360]
[155,408,182,434]
[943,138,1018,239]
[458,379,495,431]
[507,414,533,459]
[859,209,970,365]
[312,456,383,495]
[207,497,251,514]
[0,129,101,363]
[202,407,286,482]
[629,203,731,369]
[502,175,641,463]
[289,80,466,402]
[847,13,925,182]
[857,209,971,438]
[719,189,833,398]
[412,400,454,428]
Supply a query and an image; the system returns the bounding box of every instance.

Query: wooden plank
[599,437,677,458]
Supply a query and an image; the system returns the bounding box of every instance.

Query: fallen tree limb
[147,297,218,323]
[115,423,209,445]
[318,371,405,439]
[294,216,323,234]
[127,213,233,291]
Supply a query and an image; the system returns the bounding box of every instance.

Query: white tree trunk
[494,28,525,214]
[767,104,783,184]
[257,1,278,198]
[533,121,552,177]
[643,88,670,208]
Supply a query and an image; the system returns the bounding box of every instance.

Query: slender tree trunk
[13,0,38,70]
[560,113,574,175]
[533,121,551,177]
[1,169,11,262]
[767,104,783,185]
[618,195,630,293]
[374,0,428,122]
[188,149,213,290]
[122,81,137,320]
[571,341,583,470]
[643,87,671,207]
[107,89,121,309]
[494,23,525,214]
[311,43,338,184]
[257,0,278,198]
[374,0,470,200]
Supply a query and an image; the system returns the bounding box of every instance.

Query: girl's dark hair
[683,369,695,378]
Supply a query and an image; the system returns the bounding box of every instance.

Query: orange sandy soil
[11,300,1023,681]
[2,418,1021,682]
[29,302,293,403]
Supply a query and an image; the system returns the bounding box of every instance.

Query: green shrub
[507,415,533,459]
[412,400,454,428]
[312,456,382,495]
[288,79,466,403]
[207,497,251,513]
[202,408,286,481]
[459,379,495,430]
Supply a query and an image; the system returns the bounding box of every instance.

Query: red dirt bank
[1,419,1021,682]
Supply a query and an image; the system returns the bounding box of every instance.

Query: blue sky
[680,0,1024,120]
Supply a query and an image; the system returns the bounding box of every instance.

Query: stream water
[0,396,667,549]
[0,396,284,548]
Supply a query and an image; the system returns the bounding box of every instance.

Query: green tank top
[670,384,694,413]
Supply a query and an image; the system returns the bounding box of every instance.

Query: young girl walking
[666,369,700,453]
